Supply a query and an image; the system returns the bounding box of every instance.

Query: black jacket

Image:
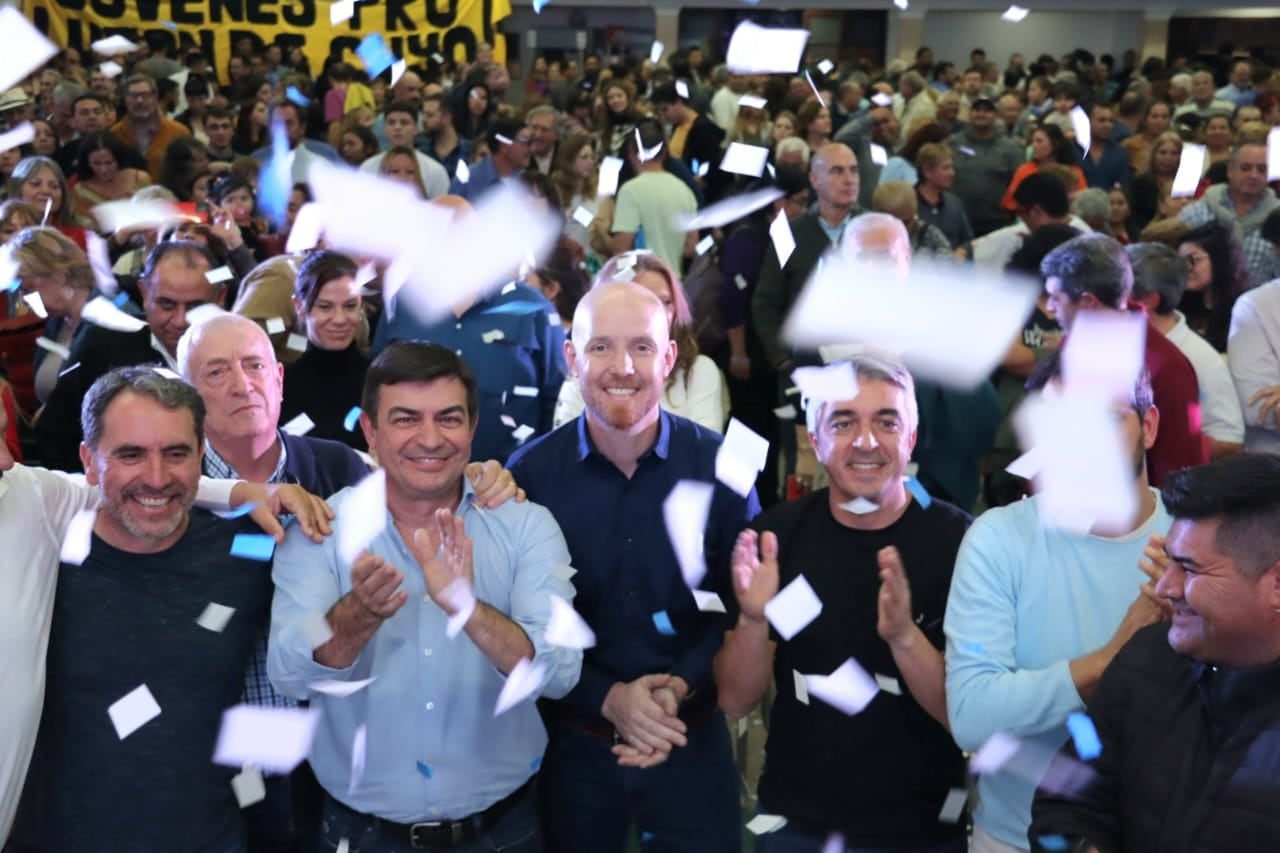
[751,211,844,369]
[37,325,166,472]
[1030,624,1280,853]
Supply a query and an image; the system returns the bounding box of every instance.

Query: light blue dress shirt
[267,477,581,823]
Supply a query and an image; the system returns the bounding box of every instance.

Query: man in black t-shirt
[714,350,970,852]
[35,367,272,853]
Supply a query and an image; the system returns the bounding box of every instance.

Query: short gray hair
[804,349,919,435]
[52,81,87,107]
[1127,241,1189,315]
[774,136,810,165]
[1071,187,1111,225]
[1170,72,1192,91]
[82,366,206,452]
[177,311,271,381]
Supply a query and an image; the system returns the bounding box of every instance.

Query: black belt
[328,777,535,848]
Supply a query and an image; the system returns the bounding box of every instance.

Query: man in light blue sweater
[944,354,1174,853]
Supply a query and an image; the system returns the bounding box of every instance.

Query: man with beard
[33,367,277,852]
[508,282,759,852]
[945,351,1172,853]
[1041,233,1207,486]
[714,350,970,852]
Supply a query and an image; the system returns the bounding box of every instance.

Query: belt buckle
[410,820,466,848]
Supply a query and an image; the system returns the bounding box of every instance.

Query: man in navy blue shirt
[509,281,759,852]
[1080,103,1131,191]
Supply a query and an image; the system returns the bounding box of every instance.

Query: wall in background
[918,11,1145,68]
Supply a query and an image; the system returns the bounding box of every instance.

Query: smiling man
[508,281,758,852]
[716,350,969,852]
[32,367,275,852]
[1030,453,1280,852]
[36,240,221,472]
[268,341,580,852]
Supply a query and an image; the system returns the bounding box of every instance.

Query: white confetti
[1001,4,1029,22]
[663,480,714,588]
[309,677,377,697]
[0,122,35,152]
[231,765,266,808]
[939,788,968,823]
[91,35,139,56]
[205,265,234,284]
[726,21,809,75]
[793,669,809,704]
[512,424,535,443]
[715,417,769,497]
[598,156,624,197]
[107,684,161,739]
[22,291,47,318]
[874,673,902,695]
[720,142,771,178]
[692,589,726,613]
[59,509,97,565]
[649,40,664,65]
[545,594,596,649]
[91,198,188,233]
[286,333,308,352]
[481,329,505,343]
[769,209,797,267]
[0,7,58,93]
[281,412,315,436]
[330,0,355,23]
[816,59,835,76]
[839,497,880,514]
[1070,105,1091,158]
[745,814,789,835]
[35,336,71,360]
[196,602,236,633]
[792,362,860,404]
[971,731,1021,773]
[804,658,879,715]
[764,574,823,641]
[571,205,595,228]
[265,317,286,334]
[336,469,387,566]
[213,705,320,774]
[494,657,546,716]
[675,186,784,232]
[1171,143,1207,198]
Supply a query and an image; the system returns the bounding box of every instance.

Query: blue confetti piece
[416,760,433,778]
[652,611,675,635]
[532,0,550,11]
[356,33,394,78]
[112,291,130,307]
[903,476,932,509]
[230,533,276,561]
[161,20,177,29]
[482,300,543,315]
[285,86,311,107]
[222,501,259,519]
[1066,711,1102,760]
[2,280,18,291]
[960,641,985,655]
[343,406,362,432]
[529,756,542,771]
[640,831,655,843]
[258,119,292,229]
[1037,836,1069,851]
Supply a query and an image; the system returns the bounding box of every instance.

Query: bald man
[509,282,759,852]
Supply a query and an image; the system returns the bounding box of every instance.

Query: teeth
[605,388,637,396]
[134,496,170,507]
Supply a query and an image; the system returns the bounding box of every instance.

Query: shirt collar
[149,334,180,372]
[203,430,290,484]
[573,409,672,463]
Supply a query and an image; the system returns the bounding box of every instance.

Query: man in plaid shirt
[1180,140,1280,287]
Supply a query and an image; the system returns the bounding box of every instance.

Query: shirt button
[456,349,462,355]
[424,648,433,657]
[426,702,435,711]
[455,322,462,330]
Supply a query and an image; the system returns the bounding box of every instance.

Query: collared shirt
[203,434,292,710]
[507,411,760,722]
[149,333,180,372]
[267,477,581,822]
[1180,186,1280,287]
[372,282,565,463]
[1164,311,1244,444]
[815,208,854,245]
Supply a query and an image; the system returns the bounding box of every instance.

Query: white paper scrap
[692,589,727,613]
[1001,4,1029,22]
[281,413,316,436]
[265,317,287,334]
[545,594,597,649]
[572,205,595,228]
[764,575,823,641]
[1070,105,1091,157]
[971,731,1021,773]
[108,684,162,739]
[301,611,335,649]
[674,186,784,232]
[839,497,880,515]
[22,291,47,319]
[745,814,789,835]
[91,35,139,56]
[286,333,308,352]
[0,122,34,152]
[336,469,387,566]
[91,198,187,233]
[738,94,768,110]
[205,265,234,284]
[804,658,880,715]
[791,362,860,403]
[649,40,665,65]
[716,418,769,497]
[213,705,321,774]
[0,8,58,93]
[494,657,547,716]
[60,509,98,565]
[793,669,809,704]
[663,480,714,588]
[1061,310,1145,401]
[309,677,377,697]
[331,0,355,24]
[726,21,809,75]
[598,157,624,197]
[231,766,267,807]
[1171,144,1206,197]
[35,336,72,360]
[720,142,771,178]
[197,602,236,633]
[769,209,796,267]
[939,788,968,823]
[874,673,903,695]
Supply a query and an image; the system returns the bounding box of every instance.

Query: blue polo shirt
[372,282,565,463]
[508,411,761,723]
[1081,140,1132,190]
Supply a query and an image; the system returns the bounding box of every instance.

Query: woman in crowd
[231,98,269,155]
[338,124,379,168]
[1201,114,1234,174]
[71,133,153,225]
[601,79,639,159]
[728,100,770,148]
[915,142,975,255]
[454,80,492,142]
[158,136,211,202]
[1107,186,1134,244]
[795,100,832,155]
[6,226,98,403]
[879,120,948,186]
[771,110,798,146]
[1177,220,1252,353]
[0,201,46,417]
[1129,130,1183,232]
[8,156,88,247]
[30,119,59,158]
[0,145,23,188]
[0,199,39,244]
[561,91,598,141]
[553,250,726,433]
[1001,124,1085,212]
[550,134,601,267]
[208,174,273,261]
[1121,99,1172,175]
[280,249,369,450]
[377,146,428,199]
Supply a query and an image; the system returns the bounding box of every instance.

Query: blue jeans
[539,712,741,853]
[754,822,967,853]
[316,792,540,853]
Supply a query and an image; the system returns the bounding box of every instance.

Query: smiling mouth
[605,388,638,397]
[128,493,178,510]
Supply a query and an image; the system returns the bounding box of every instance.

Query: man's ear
[564,338,578,378]
[662,338,677,379]
[79,443,98,484]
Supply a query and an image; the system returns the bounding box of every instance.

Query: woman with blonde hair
[377,146,428,199]
[1130,130,1184,231]
[1121,99,1172,175]
[771,110,798,145]
[729,100,769,147]
[550,134,601,265]
[4,226,100,402]
[553,250,727,433]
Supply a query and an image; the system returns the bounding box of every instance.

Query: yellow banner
[24,0,509,84]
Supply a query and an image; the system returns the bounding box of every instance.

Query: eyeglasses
[126,90,155,100]
[513,136,533,145]
[1182,252,1209,266]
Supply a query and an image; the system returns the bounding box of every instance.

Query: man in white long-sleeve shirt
[944,355,1172,853]
[1228,272,1280,455]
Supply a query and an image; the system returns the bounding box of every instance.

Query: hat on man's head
[0,88,32,112]
[971,96,997,111]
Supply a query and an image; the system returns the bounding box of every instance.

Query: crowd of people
[2,26,1280,853]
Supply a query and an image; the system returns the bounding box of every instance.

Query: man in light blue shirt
[944,353,1173,853]
[268,341,581,852]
